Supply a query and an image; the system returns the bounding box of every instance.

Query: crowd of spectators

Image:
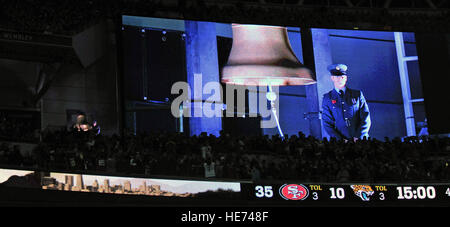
[0,0,448,35]
[0,127,449,183]
[121,0,449,32]
[0,0,105,35]
[179,2,449,32]
[0,111,40,143]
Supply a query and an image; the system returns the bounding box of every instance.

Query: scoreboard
[240,183,450,206]
[1,168,449,206]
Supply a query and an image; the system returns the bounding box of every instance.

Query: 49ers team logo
[279,184,309,200]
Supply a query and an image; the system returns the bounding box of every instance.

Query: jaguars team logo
[350,185,374,201]
[279,184,309,200]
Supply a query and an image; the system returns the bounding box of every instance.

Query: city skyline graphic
[43,172,241,197]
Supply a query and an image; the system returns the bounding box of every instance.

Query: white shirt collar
[335,87,347,94]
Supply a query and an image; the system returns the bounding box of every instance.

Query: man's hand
[353,137,359,142]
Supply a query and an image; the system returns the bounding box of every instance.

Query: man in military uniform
[322,64,371,141]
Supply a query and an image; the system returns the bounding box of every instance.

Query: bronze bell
[221,24,315,86]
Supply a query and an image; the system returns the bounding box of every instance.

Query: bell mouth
[221,64,316,86]
[231,24,284,29]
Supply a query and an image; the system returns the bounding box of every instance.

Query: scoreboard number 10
[329,187,345,199]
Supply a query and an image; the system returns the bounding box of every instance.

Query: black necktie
[339,90,344,98]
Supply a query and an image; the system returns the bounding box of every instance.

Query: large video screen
[120,15,427,141]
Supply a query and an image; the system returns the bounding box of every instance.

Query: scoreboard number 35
[255,186,274,198]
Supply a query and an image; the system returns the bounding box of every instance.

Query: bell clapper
[267,85,284,139]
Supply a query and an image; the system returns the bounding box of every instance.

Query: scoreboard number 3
[255,186,274,198]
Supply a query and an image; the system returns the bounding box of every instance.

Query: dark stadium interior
[0,0,449,209]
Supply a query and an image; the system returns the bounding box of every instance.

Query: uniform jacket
[322,88,371,140]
